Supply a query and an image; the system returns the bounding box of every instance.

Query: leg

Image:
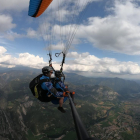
[59,97,64,107]
[58,97,66,113]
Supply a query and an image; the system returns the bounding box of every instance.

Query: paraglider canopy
[28,0,94,73]
[28,0,53,17]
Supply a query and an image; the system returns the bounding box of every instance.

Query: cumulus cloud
[1,46,140,78]
[45,43,65,51]
[0,0,98,18]
[28,0,98,45]
[4,31,24,41]
[67,52,90,58]
[45,0,97,22]
[5,0,140,57]
[37,0,140,55]
[0,0,29,11]
[0,14,24,40]
[0,46,46,69]
[0,46,7,54]
[64,51,140,75]
[0,14,16,32]
[26,28,38,39]
[75,0,140,55]
[34,0,140,55]
[0,0,98,42]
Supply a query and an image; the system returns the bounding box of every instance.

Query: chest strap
[38,79,51,85]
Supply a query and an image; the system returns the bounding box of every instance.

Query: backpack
[29,74,52,102]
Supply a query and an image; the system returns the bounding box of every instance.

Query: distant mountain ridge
[0,70,140,96]
[65,73,140,95]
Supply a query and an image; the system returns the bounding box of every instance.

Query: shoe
[58,107,66,113]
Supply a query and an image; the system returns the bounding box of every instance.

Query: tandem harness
[29,74,54,102]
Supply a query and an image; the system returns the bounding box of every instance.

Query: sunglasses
[50,72,53,74]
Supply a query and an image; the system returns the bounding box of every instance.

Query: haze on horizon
[1,0,140,79]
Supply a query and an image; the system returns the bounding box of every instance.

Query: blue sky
[1,0,140,79]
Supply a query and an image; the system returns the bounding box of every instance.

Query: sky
[1,0,140,79]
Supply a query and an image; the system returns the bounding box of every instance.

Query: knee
[60,97,64,100]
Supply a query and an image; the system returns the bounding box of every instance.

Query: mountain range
[0,69,140,140]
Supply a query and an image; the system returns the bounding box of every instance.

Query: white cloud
[0,46,7,54]
[0,46,46,69]
[0,14,16,32]
[15,53,46,68]
[67,52,90,58]
[74,0,140,55]
[0,0,30,11]
[0,0,98,15]
[26,28,38,39]
[46,0,97,22]
[46,43,65,51]
[37,0,140,55]
[63,51,140,75]
[3,0,140,56]
[1,46,140,78]
[0,14,24,40]
[4,31,24,40]
[29,0,99,46]
[0,0,101,42]
[0,64,16,68]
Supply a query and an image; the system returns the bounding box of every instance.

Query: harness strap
[60,52,66,72]
[39,79,58,97]
[55,52,66,83]
[48,53,55,72]
[34,78,51,97]
[38,79,50,85]
[34,84,39,98]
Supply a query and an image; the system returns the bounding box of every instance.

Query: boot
[58,107,66,113]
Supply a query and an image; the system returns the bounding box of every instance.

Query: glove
[63,91,70,97]
[71,91,75,95]
[64,85,69,92]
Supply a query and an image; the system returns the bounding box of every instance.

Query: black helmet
[55,70,63,77]
[42,66,53,75]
